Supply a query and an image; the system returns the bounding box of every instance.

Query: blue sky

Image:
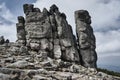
[0,0,120,69]
[0,0,35,15]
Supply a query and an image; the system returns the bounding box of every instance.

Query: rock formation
[0,36,5,45]
[0,4,119,80]
[22,4,80,63]
[75,10,97,68]
[16,16,26,46]
[0,36,9,45]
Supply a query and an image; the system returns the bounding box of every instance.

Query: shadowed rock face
[75,10,97,68]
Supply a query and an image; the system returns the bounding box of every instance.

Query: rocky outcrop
[0,4,119,80]
[22,4,80,63]
[75,10,97,68]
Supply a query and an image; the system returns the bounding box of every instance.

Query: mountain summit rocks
[17,4,97,67]
[0,4,119,80]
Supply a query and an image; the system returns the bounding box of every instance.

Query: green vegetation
[97,68,120,77]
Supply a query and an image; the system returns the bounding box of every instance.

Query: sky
[0,0,120,69]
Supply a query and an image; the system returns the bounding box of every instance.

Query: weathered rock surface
[16,16,26,46]
[22,4,80,63]
[75,10,97,68]
[0,4,119,80]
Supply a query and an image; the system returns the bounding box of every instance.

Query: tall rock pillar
[75,10,97,68]
[49,5,80,62]
[16,16,26,45]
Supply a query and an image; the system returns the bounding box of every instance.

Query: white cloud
[0,24,17,42]
[0,3,17,42]
[0,3,16,23]
[34,0,120,31]
[95,29,120,67]
[95,29,120,56]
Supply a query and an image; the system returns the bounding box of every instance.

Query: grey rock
[23,4,34,15]
[16,16,26,45]
[75,10,97,68]
[49,4,59,14]
[9,46,20,52]
[53,45,62,59]
[60,39,72,47]
[18,16,25,24]
[40,39,50,50]
[4,57,15,63]
[43,8,50,16]
[38,50,48,61]
[54,8,80,62]
[0,36,5,45]
[19,46,29,55]
[16,23,26,40]
[25,22,52,39]
[30,43,40,51]
[33,8,41,12]
[7,60,34,69]
[5,39,9,43]
[70,64,81,73]
[0,73,10,80]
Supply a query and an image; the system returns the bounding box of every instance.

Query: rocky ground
[0,43,120,80]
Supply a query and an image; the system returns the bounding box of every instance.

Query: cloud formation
[0,3,17,41]
[95,30,120,54]
[0,3,16,23]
